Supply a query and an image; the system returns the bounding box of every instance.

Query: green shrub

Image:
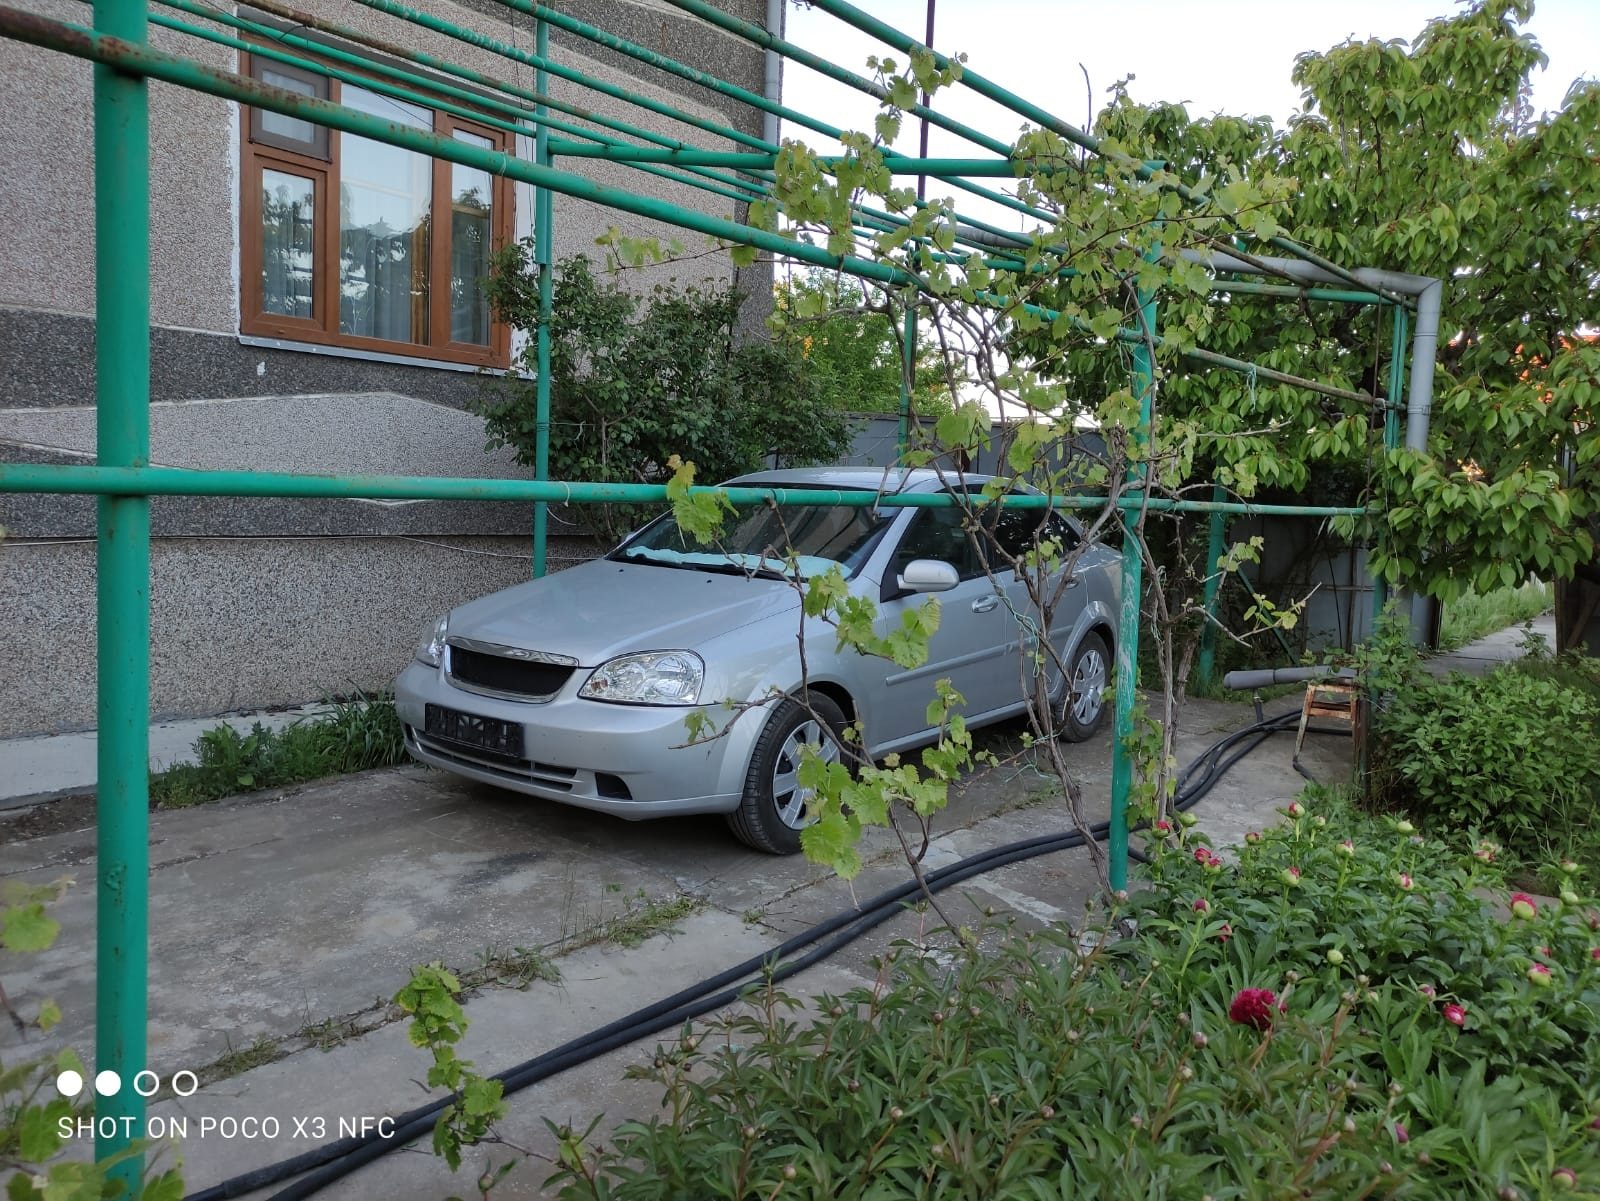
[541,797,1600,1200]
[474,254,854,542]
[148,692,406,808]
[1373,667,1600,860]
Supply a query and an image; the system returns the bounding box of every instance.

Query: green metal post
[1108,270,1159,894]
[91,0,150,1182]
[1371,305,1409,630]
[533,16,551,577]
[1195,481,1228,690]
[898,303,915,460]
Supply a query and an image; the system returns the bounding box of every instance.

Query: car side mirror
[897,558,960,593]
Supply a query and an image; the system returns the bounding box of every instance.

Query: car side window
[892,504,978,581]
[984,505,1080,565]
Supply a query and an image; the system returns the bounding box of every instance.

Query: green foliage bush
[476,254,853,541]
[150,693,405,807]
[541,796,1600,1200]
[1376,668,1600,853]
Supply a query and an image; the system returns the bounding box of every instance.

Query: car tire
[726,694,847,855]
[1056,631,1110,742]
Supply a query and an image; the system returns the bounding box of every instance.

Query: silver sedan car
[395,468,1121,853]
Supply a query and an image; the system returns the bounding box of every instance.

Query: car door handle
[971,594,1000,613]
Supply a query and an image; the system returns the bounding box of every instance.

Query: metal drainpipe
[1405,278,1443,641]
[762,0,781,147]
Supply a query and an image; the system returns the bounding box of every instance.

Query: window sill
[238,333,510,375]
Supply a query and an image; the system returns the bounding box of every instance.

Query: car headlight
[580,651,704,705]
[415,614,449,667]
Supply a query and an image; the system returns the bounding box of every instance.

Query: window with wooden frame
[240,52,512,366]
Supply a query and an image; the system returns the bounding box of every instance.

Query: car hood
[446,557,803,666]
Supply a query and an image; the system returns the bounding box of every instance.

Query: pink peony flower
[1193,897,1210,914]
[1228,988,1280,1031]
[1336,840,1355,856]
[1442,1003,1466,1026]
[1398,873,1414,891]
[1244,831,1261,845]
[1510,893,1539,919]
[1418,984,1437,1000]
[1528,962,1554,986]
[1286,801,1304,818]
[1217,923,1233,943]
[1590,948,1600,963]
[1282,866,1302,887]
[1154,819,1172,834]
[1552,1167,1578,1189]
[1394,1122,1409,1144]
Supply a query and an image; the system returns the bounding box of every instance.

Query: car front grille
[447,645,576,700]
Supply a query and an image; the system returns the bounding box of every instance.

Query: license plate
[424,705,525,760]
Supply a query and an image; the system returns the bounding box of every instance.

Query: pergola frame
[0,0,1432,1181]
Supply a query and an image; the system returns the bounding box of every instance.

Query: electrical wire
[183,708,1329,1201]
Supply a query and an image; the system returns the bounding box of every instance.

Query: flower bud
[1442,1002,1466,1026]
[1562,890,1583,907]
[1040,1105,1055,1119]
[889,1107,903,1121]
[1336,840,1354,856]
[1343,1116,1356,1133]
[1193,1031,1208,1049]
[1395,819,1415,834]
[1326,948,1345,965]
[1193,897,1210,914]
[1398,872,1414,891]
[743,1125,757,1139]
[1528,962,1554,986]
[1244,830,1262,845]
[1281,866,1302,887]
[1510,893,1538,920]
[1312,814,1327,827]
[1552,1167,1578,1190]
[1177,810,1199,827]
[1286,801,1304,818]
[783,1164,797,1180]
[1561,859,1581,875]
[1178,1064,1193,1081]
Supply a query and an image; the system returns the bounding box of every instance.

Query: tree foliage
[771,268,959,418]
[1040,0,1600,602]
[475,253,853,540]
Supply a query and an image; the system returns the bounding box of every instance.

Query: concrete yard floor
[1,693,1352,1199]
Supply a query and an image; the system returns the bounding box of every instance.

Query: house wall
[0,0,773,737]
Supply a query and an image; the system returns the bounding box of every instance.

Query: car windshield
[615,495,893,580]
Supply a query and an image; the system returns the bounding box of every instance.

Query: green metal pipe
[91,0,150,1182]
[547,143,1037,178]
[898,301,915,458]
[348,0,772,151]
[486,0,1066,231]
[1206,280,1393,305]
[0,463,1367,517]
[141,0,769,206]
[1195,482,1229,689]
[0,10,922,288]
[801,0,1413,309]
[533,15,551,579]
[1370,305,1408,630]
[660,0,1019,160]
[1108,274,1159,895]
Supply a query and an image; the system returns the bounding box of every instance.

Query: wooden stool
[1295,679,1363,761]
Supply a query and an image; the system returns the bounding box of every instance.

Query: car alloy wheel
[1058,631,1110,743]
[728,694,847,854]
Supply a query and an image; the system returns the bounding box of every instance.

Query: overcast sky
[779,0,1598,203]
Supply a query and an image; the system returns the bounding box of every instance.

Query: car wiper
[693,560,788,582]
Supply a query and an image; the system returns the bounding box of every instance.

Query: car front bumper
[395,660,757,819]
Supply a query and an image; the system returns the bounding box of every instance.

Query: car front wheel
[727,694,846,855]
[1057,631,1110,742]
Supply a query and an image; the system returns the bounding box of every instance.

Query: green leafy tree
[475,253,854,541]
[772,268,959,418]
[1034,0,1599,609]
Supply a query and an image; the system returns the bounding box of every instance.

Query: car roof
[724,466,997,493]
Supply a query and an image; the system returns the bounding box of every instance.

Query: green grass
[149,691,407,808]
[1438,579,1554,651]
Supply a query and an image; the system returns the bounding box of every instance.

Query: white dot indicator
[94,1070,122,1097]
[56,1070,85,1098]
